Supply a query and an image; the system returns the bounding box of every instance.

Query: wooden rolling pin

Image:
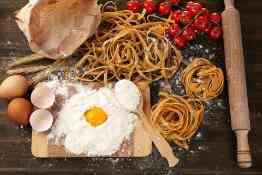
[222,0,252,168]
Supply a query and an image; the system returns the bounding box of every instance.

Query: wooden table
[0,1,261,174]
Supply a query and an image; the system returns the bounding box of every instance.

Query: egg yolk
[84,107,107,127]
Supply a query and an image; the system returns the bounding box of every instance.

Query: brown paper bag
[16,0,101,59]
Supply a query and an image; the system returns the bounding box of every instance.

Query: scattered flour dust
[46,79,139,156]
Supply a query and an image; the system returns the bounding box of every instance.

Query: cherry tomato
[186,1,194,7]
[186,1,194,12]
[171,10,182,23]
[180,10,193,24]
[174,35,188,48]
[202,8,209,18]
[168,24,180,38]
[186,2,203,16]
[170,0,180,5]
[158,2,172,16]
[127,0,141,12]
[209,12,221,25]
[193,16,208,31]
[204,22,212,34]
[182,27,196,41]
[209,26,222,40]
[144,0,156,14]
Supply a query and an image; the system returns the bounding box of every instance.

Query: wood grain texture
[0,0,262,174]
[222,1,251,168]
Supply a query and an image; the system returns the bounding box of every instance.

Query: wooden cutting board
[31,82,152,157]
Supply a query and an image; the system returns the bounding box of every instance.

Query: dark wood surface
[0,0,262,174]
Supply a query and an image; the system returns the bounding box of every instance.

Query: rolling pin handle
[235,130,252,168]
[224,0,235,10]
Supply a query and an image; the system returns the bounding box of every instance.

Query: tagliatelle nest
[151,92,204,149]
[76,10,182,83]
[181,58,224,101]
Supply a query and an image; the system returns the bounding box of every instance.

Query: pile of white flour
[46,79,139,156]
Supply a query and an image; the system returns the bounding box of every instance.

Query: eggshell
[0,75,28,99]
[7,98,32,125]
[30,109,53,132]
[31,85,55,109]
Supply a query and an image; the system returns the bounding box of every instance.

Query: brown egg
[7,98,32,125]
[0,75,29,100]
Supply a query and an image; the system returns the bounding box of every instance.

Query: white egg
[48,86,137,156]
[114,79,141,112]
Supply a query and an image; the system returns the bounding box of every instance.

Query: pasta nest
[76,10,182,83]
[181,58,224,101]
[151,92,204,149]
